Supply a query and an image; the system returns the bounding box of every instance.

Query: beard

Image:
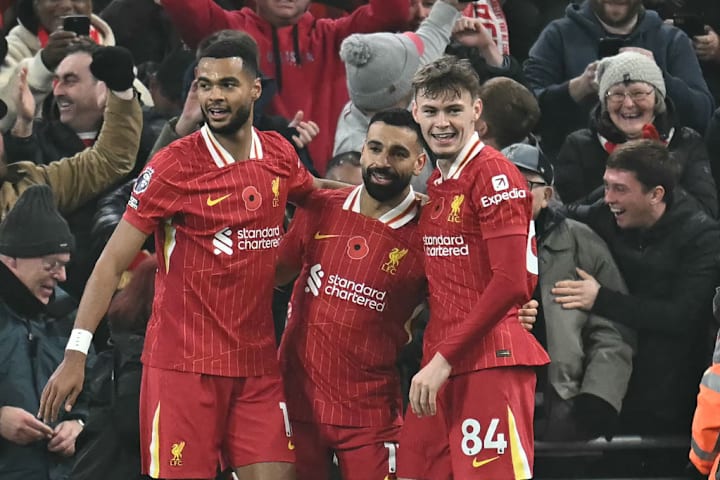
[202,102,253,135]
[591,0,642,28]
[362,166,413,202]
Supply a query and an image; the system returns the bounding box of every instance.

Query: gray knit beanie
[596,51,666,102]
[340,32,423,112]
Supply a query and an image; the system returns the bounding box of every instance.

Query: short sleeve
[471,155,531,239]
[123,151,184,234]
[287,148,315,205]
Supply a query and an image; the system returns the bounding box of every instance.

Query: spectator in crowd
[157,0,409,174]
[554,139,720,435]
[504,143,635,442]
[408,0,436,31]
[475,75,540,150]
[70,255,156,480]
[554,51,718,218]
[4,44,150,297]
[325,150,362,185]
[0,184,94,480]
[99,0,181,65]
[0,48,141,221]
[334,0,462,158]
[0,0,151,131]
[524,0,713,159]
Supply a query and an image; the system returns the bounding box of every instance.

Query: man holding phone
[0,0,151,132]
[523,0,713,159]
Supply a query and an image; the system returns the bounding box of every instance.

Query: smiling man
[38,33,340,480]
[0,185,91,480]
[397,55,549,480]
[554,139,720,435]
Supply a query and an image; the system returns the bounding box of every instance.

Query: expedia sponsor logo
[423,235,469,257]
[480,188,527,208]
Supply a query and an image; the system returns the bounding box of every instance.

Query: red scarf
[37,25,101,48]
[598,124,674,154]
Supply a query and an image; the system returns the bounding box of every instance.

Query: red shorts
[292,419,402,480]
[139,365,295,479]
[397,367,536,480]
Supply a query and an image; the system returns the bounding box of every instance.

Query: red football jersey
[278,186,427,427]
[420,133,549,375]
[124,126,314,377]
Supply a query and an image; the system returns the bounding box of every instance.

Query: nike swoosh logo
[472,456,500,468]
[314,232,340,240]
[207,194,232,206]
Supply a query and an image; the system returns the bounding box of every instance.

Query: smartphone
[598,37,625,58]
[674,14,706,38]
[62,15,90,36]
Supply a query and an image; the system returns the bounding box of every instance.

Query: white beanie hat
[596,51,666,102]
[340,32,424,112]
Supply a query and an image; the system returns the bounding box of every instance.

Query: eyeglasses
[527,180,548,190]
[41,257,69,274]
[605,89,654,104]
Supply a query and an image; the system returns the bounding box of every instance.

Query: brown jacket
[0,92,141,220]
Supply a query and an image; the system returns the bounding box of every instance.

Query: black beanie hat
[0,185,74,258]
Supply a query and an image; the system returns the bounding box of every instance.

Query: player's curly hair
[412,55,480,101]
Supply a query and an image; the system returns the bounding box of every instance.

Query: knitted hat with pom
[340,32,424,112]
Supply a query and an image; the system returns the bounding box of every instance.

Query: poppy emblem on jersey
[347,236,369,260]
[242,186,262,211]
[272,176,281,207]
[169,441,185,466]
[133,167,154,195]
[430,197,445,220]
[447,194,464,223]
[381,247,408,275]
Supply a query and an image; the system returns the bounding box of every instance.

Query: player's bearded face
[362,165,412,202]
[202,100,253,135]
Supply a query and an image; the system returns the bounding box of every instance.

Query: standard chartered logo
[212,225,282,255]
[213,228,233,256]
[304,263,387,311]
[304,264,325,296]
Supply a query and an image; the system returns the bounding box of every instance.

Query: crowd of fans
[2,0,720,478]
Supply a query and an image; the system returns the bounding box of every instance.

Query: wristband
[65,328,93,355]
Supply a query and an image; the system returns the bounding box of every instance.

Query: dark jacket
[0,263,93,480]
[573,191,720,434]
[3,94,151,298]
[71,332,145,480]
[524,0,714,157]
[555,103,718,218]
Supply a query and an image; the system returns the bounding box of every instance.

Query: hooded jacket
[161,0,409,174]
[555,101,718,219]
[524,1,713,158]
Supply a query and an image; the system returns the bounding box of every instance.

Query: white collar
[342,185,419,229]
[200,125,263,168]
[435,132,485,184]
